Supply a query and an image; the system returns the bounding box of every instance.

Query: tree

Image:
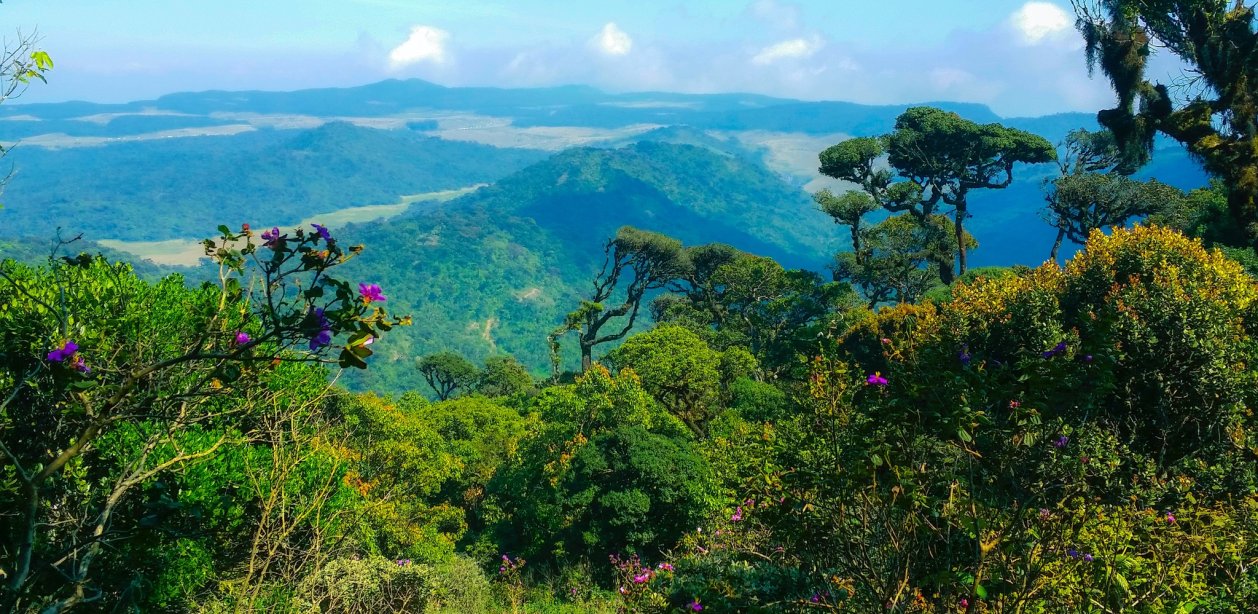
[658,246,853,377]
[417,351,478,400]
[608,324,725,438]
[834,214,967,307]
[1072,0,1258,252]
[552,227,688,374]
[475,354,536,398]
[0,224,406,611]
[814,189,879,260]
[819,107,1055,280]
[1043,172,1186,259]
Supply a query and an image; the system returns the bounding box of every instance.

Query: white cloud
[593,22,633,56]
[752,36,823,65]
[388,25,450,69]
[1010,2,1073,45]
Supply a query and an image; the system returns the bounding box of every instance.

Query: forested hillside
[4,1,1257,610]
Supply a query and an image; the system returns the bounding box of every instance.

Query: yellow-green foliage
[789,226,1258,611]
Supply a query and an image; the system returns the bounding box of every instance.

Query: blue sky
[0,0,1179,116]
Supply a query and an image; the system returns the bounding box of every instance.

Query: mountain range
[0,78,1211,389]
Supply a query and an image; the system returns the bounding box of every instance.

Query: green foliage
[1,123,546,241]
[772,225,1258,610]
[477,354,537,399]
[0,221,405,611]
[418,351,480,400]
[608,324,726,437]
[488,367,719,569]
[1075,0,1258,250]
[820,106,1056,282]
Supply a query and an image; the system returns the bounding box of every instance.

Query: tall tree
[1072,0,1258,252]
[819,108,1055,280]
[552,227,687,374]
[1044,173,1187,259]
[417,351,478,400]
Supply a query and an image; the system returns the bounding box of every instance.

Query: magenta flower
[1166,512,1176,524]
[234,331,250,346]
[632,572,650,584]
[866,372,888,386]
[311,223,333,243]
[358,282,387,303]
[47,340,79,363]
[689,599,703,611]
[959,597,969,609]
[657,562,674,572]
[731,507,743,522]
[811,593,821,603]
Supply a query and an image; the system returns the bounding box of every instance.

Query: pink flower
[689,599,703,611]
[959,597,969,609]
[866,372,889,386]
[730,507,743,522]
[359,282,387,303]
[633,572,650,584]
[234,331,250,346]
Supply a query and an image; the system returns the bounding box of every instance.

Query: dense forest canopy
[3,1,1258,612]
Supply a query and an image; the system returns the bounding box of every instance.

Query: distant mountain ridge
[1,78,1097,142]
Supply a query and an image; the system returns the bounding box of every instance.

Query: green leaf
[957,428,972,443]
[975,584,988,599]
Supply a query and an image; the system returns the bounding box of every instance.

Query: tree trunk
[580,343,593,373]
[954,204,968,279]
[850,225,863,265]
[1049,228,1066,262]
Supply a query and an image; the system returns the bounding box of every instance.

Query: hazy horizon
[0,0,1189,116]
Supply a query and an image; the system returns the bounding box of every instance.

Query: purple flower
[811,593,821,603]
[234,331,250,346]
[396,559,411,566]
[1083,354,1094,363]
[1039,508,1050,521]
[1053,435,1069,449]
[1083,553,1094,562]
[261,227,285,247]
[311,223,333,243]
[731,507,743,522]
[958,344,971,366]
[308,308,333,351]
[1166,512,1176,524]
[46,340,78,363]
[689,599,703,612]
[1042,341,1068,359]
[866,372,888,386]
[1067,548,1079,559]
[71,355,90,374]
[358,282,387,303]
[46,339,79,364]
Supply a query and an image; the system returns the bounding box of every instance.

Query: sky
[0,0,1186,117]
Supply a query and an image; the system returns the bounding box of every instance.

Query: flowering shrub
[0,223,408,610]
[773,226,1258,611]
